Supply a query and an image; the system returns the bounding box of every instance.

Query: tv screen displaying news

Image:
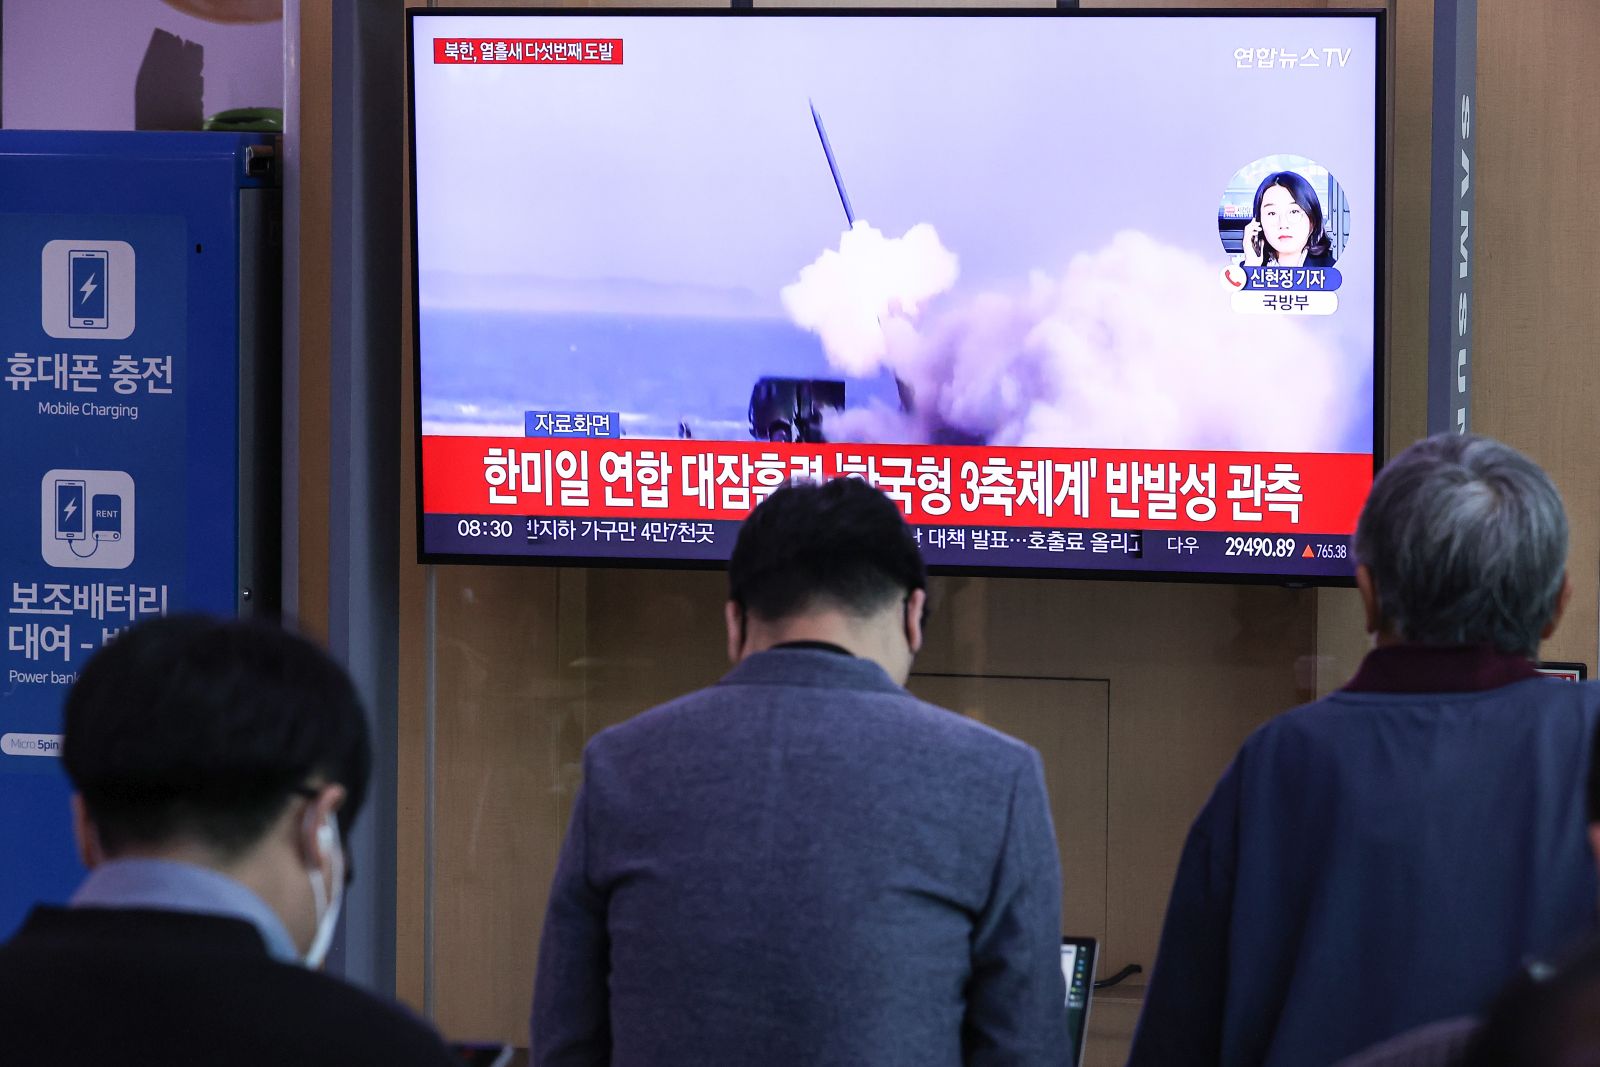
[409,9,1381,579]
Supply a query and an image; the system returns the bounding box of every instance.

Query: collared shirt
[71,858,299,963]
[769,640,854,657]
[1344,642,1542,694]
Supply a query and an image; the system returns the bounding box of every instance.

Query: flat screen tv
[409,8,1383,581]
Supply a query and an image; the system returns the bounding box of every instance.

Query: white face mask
[304,811,344,969]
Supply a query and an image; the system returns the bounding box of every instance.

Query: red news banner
[433,38,623,64]
[423,437,1372,535]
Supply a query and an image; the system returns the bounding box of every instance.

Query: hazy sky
[412,13,1378,316]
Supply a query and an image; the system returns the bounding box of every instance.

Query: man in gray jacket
[531,477,1068,1067]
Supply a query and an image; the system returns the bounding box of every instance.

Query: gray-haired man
[1128,433,1600,1067]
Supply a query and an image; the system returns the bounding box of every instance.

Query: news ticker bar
[424,516,1356,578]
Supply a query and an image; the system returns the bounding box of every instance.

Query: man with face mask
[531,477,1070,1066]
[0,614,458,1066]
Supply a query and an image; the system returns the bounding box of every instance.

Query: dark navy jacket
[1128,645,1600,1067]
[531,647,1069,1067]
[0,907,457,1067]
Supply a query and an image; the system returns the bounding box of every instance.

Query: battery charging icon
[55,480,86,541]
[44,239,134,339]
[68,249,109,329]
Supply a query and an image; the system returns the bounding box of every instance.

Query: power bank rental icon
[39,469,136,569]
[92,493,123,541]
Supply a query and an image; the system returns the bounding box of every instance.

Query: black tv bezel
[406,6,1387,587]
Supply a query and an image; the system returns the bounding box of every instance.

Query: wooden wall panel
[292,2,333,641]
[1384,0,1434,455]
[426,566,737,1040]
[429,567,566,1040]
[1473,0,1600,671]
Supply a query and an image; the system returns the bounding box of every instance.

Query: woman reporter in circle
[1241,170,1336,268]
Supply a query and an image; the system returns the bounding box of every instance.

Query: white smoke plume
[779,221,959,377]
[783,226,1363,453]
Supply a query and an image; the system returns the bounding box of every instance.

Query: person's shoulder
[1514,676,1600,733]
[838,687,1043,782]
[586,681,724,749]
[1219,690,1380,780]
[1241,690,1347,744]
[1497,675,1600,717]
[0,919,458,1067]
[1244,684,1472,751]
[588,666,1036,770]
[900,692,1037,758]
[1566,677,1600,709]
[1244,674,1600,756]
[254,963,458,1063]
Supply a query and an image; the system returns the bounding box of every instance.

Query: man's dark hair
[729,478,927,621]
[63,614,371,859]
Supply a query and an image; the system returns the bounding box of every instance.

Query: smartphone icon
[69,250,108,329]
[92,493,123,541]
[55,480,87,541]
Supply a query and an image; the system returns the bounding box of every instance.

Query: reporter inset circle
[1218,154,1349,269]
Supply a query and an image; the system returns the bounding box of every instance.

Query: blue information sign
[0,132,274,937]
